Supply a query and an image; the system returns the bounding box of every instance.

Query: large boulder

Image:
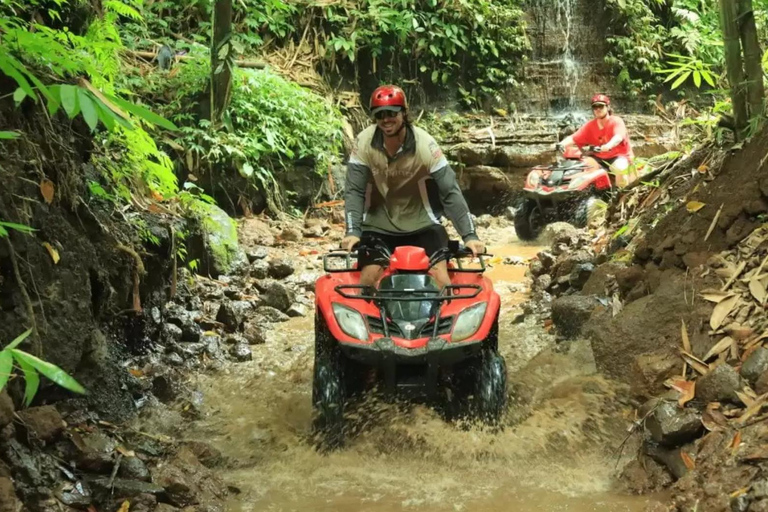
[696,364,742,403]
[645,401,702,446]
[16,406,64,443]
[551,295,598,337]
[586,270,710,396]
[194,202,247,277]
[741,347,768,384]
[457,165,515,209]
[150,447,227,507]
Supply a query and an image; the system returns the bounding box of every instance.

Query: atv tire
[574,196,602,228]
[514,199,544,241]
[474,348,507,426]
[312,313,345,450]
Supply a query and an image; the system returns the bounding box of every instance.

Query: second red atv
[312,241,506,448]
[515,145,611,240]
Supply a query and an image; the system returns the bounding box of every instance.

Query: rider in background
[341,85,485,289]
[557,94,637,188]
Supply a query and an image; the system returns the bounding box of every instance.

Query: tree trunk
[719,0,748,135]
[738,0,765,118]
[210,0,233,126]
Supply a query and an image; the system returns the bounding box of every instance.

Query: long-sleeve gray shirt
[344,124,477,242]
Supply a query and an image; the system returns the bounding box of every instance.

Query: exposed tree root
[4,236,41,356]
[117,244,145,313]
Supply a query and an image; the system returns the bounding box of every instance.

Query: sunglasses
[374,110,401,120]
[592,104,607,110]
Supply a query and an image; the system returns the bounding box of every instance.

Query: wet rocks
[55,481,92,507]
[268,259,295,279]
[245,247,268,263]
[741,348,768,384]
[17,406,64,443]
[255,306,290,323]
[261,281,295,312]
[88,478,163,500]
[551,295,598,336]
[72,432,118,473]
[756,370,768,395]
[280,227,302,242]
[195,202,248,277]
[242,322,267,345]
[118,456,151,482]
[181,441,223,468]
[696,364,742,403]
[230,341,252,362]
[644,444,691,480]
[540,222,579,246]
[287,303,308,318]
[216,300,253,331]
[150,447,226,507]
[645,401,703,446]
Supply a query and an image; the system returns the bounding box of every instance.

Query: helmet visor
[371,105,403,115]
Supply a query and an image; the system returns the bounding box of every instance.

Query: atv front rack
[322,249,491,273]
[334,284,482,339]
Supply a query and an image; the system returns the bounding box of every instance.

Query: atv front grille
[366,316,454,338]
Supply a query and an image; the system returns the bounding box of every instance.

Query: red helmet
[591,93,610,106]
[370,85,408,113]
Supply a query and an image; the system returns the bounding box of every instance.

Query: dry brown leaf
[736,393,768,425]
[116,446,136,457]
[40,179,55,204]
[680,319,691,353]
[680,451,696,470]
[731,431,742,455]
[730,337,740,360]
[700,291,733,303]
[42,242,60,264]
[686,201,706,213]
[721,261,747,291]
[704,336,735,361]
[725,324,754,340]
[736,390,756,407]
[730,487,749,498]
[701,409,728,431]
[710,295,740,330]
[705,204,724,242]
[665,378,696,407]
[750,279,767,304]
[681,351,711,375]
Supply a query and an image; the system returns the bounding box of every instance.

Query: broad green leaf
[239,162,254,178]
[12,350,85,395]
[46,85,62,116]
[0,57,36,102]
[14,354,39,406]
[0,131,19,140]
[104,93,177,131]
[701,70,715,87]
[4,329,32,350]
[77,89,99,131]
[0,226,6,237]
[671,70,691,90]
[60,85,80,119]
[431,70,439,83]
[13,88,27,106]
[693,70,701,88]
[95,101,117,131]
[0,351,13,391]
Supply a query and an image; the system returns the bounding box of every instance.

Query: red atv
[515,145,612,240]
[313,241,506,448]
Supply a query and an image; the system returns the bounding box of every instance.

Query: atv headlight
[332,303,369,341]
[527,173,541,187]
[452,302,487,342]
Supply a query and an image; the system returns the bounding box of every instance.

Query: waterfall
[555,0,582,108]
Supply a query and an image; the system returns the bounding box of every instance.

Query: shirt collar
[371,125,416,156]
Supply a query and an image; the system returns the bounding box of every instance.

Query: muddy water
[187,239,662,512]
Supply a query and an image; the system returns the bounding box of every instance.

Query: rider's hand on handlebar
[555,143,565,153]
[465,239,486,257]
[341,235,360,252]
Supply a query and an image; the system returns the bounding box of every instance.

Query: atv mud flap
[340,338,482,397]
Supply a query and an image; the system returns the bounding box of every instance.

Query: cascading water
[555,0,582,108]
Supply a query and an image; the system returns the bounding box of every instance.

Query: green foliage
[603,0,727,98]
[1,329,86,406]
[0,221,35,237]
[131,60,345,211]
[129,0,530,106]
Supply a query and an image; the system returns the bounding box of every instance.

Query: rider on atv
[556,94,637,188]
[341,85,485,288]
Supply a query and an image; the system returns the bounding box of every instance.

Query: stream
[179,221,665,512]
